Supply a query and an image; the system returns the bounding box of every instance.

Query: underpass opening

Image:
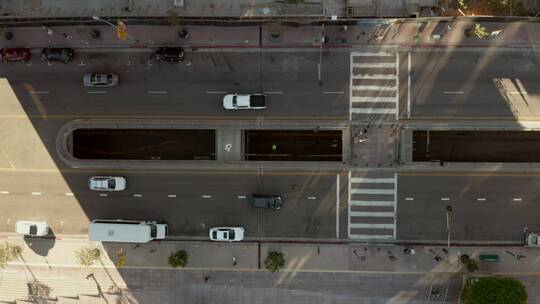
[413,130,540,162]
[244,130,342,161]
[72,129,216,160]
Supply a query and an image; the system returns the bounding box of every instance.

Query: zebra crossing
[350,51,399,121]
[348,172,397,240]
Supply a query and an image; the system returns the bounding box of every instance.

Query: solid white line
[350,211,394,217]
[206,91,226,94]
[322,91,344,94]
[307,196,317,200]
[407,52,411,119]
[168,194,177,198]
[351,177,395,183]
[349,234,394,240]
[202,195,212,198]
[336,173,340,239]
[351,189,394,195]
[29,91,49,94]
[133,194,142,197]
[347,171,351,239]
[349,53,353,121]
[477,198,486,201]
[351,200,394,207]
[87,91,107,94]
[99,193,108,197]
[0,191,9,194]
[441,198,450,201]
[237,195,247,199]
[65,193,74,196]
[349,223,395,229]
[350,108,397,114]
[352,52,393,56]
[78,60,85,66]
[31,192,41,196]
[353,85,396,91]
[147,91,168,94]
[351,96,397,103]
[395,52,399,121]
[405,197,414,201]
[513,198,523,202]
[507,92,528,95]
[393,173,398,239]
[352,74,396,80]
[443,91,464,94]
[263,91,283,94]
[353,63,395,68]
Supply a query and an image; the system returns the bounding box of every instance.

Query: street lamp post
[445,205,453,256]
[91,15,138,42]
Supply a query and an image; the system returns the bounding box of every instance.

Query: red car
[1,48,30,62]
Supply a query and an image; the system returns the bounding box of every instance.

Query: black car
[249,194,283,210]
[41,48,74,62]
[154,47,184,62]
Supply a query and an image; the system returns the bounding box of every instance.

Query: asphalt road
[0,170,347,239]
[1,51,350,120]
[400,49,540,120]
[397,173,540,242]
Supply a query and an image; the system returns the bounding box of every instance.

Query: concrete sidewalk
[2,19,540,51]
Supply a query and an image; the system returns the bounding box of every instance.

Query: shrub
[0,242,21,268]
[461,276,527,304]
[75,247,101,268]
[264,251,285,273]
[168,250,188,268]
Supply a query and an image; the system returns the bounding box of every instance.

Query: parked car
[41,47,74,62]
[83,73,119,87]
[154,47,184,62]
[209,227,245,242]
[15,221,49,237]
[89,176,127,191]
[0,48,30,62]
[249,194,283,210]
[223,94,267,110]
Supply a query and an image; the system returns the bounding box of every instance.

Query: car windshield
[29,225,37,235]
[150,224,157,238]
[107,179,116,188]
[212,231,217,239]
[228,231,235,239]
[232,96,237,107]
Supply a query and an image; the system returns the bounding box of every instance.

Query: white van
[88,219,167,243]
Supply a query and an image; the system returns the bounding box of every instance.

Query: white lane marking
[65,193,74,196]
[263,91,283,94]
[31,192,41,196]
[147,91,168,94]
[395,52,399,121]
[353,74,396,80]
[237,195,246,199]
[507,92,528,95]
[47,61,52,66]
[393,173,397,240]
[477,198,486,201]
[322,91,344,94]
[78,60,86,66]
[26,62,32,66]
[353,62,395,68]
[336,173,340,239]
[442,91,464,94]
[351,189,394,195]
[99,193,108,197]
[353,85,396,91]
[513,198,523,202]
[29,91,49,94]
[351,200,393,206]
[126,60,132,66]
[133,194,142,198]
[202,195,212,198]
[87,91,107,94]
[351,96,397,103]
[351,178,394,183]
[168,194,177,198]
[206,91,226,94]
[147,60,152,66]
[352,52,393,57]
[350,108,397,114]
[349,211,394,217]
[0,191,9,194]
[441,198,450,201]
[405,197,414,201]
[307,196,317,200]
[407,51,411,119]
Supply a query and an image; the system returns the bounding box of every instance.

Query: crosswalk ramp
[348,172,397,240]
[350,51,398,122]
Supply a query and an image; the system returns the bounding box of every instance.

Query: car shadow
[22,229,56,257]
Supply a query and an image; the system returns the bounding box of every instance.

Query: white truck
[223,93,267,110]
[88,219,167,243]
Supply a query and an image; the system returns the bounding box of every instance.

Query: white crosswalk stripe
[348,172,397,240]
[350,51,399,122]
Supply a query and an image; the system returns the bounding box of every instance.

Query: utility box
[526,232,540,247]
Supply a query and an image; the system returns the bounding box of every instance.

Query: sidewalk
[2,19,540,51]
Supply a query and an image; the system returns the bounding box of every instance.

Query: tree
[0,242,21,268]
[168,250,188,268]
[461,277,527,304]
[469,24,489,39]
[460,254,479,272]
[264,251,285,273]
[75,247,101,268]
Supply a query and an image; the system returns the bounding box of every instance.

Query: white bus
[88,219,168,243]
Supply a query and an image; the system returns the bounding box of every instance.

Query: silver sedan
[83,73,119,87]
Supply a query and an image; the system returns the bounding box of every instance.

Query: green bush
[75,247,101,268]
[168,250,188,268]
[264,251,285,273]
[0,242,21,268]
[461,277,527,304]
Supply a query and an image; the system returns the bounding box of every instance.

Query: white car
[15,221,49,237]
[83,73,118,87]
[89,176,127,191]
[209,227,245,242]
[222,93,266,110]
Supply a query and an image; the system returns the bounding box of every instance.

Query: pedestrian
[204,276,210,282]
[232,256,237,266]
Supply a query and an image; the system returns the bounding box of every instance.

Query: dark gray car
[249,194,283,210]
